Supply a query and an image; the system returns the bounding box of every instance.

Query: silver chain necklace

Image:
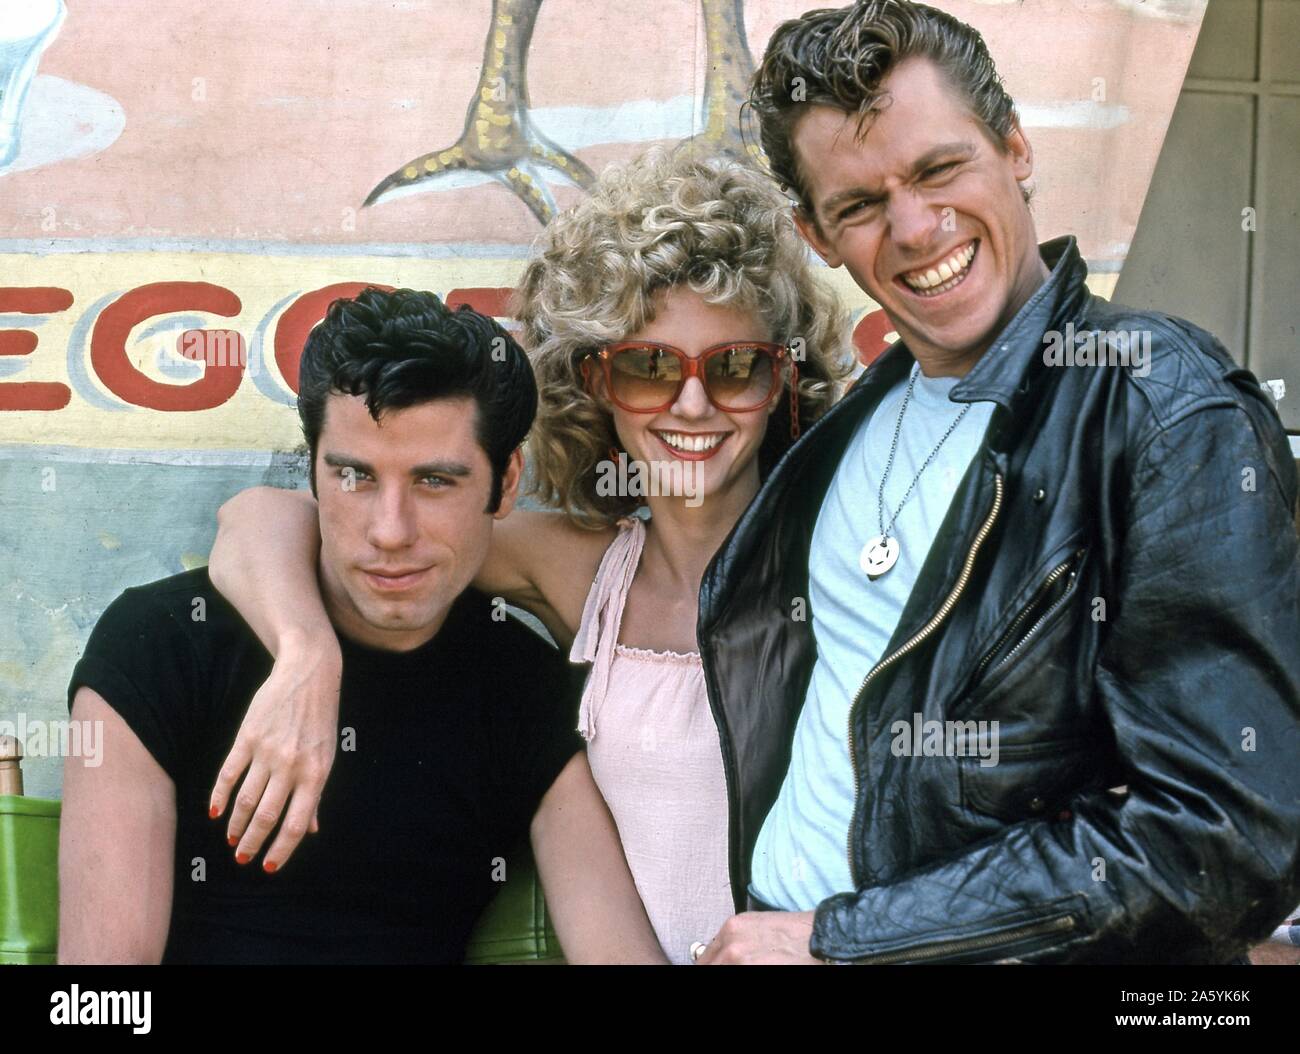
[859,364,971,580]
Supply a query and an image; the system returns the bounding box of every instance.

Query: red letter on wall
[90,283,246,411]
[0,287,74,411]
[445,287,515,319]
[853,308,897,369]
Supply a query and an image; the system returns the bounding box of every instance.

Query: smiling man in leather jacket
[692,0,1300,964]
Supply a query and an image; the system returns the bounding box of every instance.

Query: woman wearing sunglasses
[206,147,852,963]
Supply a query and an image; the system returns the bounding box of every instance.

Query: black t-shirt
[67,568,584,964]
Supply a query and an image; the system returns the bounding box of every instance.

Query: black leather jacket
[697,236,1300,963]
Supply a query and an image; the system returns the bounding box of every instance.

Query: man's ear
[793,206,843,269]
[494,446,524,520]
[1003,118,1034,185]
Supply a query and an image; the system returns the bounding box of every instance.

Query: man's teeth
[903,242,977,293]
[658,432,724,452]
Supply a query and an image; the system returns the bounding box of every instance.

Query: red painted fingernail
[263,860,278,874]
[235,852,250,865]
[209,805,218,819]
[227,835,238,847]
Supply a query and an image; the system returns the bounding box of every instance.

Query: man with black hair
[59,287,665,964]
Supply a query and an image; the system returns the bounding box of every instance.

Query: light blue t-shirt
[749,363,996,911]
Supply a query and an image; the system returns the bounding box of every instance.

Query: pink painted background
[2,0,1204,266]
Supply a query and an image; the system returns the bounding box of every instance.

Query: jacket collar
[841,235,1090,421]
[950,234,1090,413]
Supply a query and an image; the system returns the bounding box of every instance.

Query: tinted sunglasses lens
[608,346,682,407]
[705,345,777,408]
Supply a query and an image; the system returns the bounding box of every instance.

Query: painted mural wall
[0,0,1206,798]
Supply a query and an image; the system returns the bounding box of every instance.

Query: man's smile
[895,239,979,298]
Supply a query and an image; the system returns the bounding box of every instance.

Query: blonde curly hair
[514,146,853,530]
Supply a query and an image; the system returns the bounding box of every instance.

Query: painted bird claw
[363,96,594,225]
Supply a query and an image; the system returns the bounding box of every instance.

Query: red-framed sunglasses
[582,340,802,438]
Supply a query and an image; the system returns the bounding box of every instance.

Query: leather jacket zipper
[848,911,1077,964]
[974,547,1085,681]
[844,473,1005,887]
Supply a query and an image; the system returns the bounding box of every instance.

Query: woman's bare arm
[477,507,613,650]
[207,486,339,871]
[210,487,329,655]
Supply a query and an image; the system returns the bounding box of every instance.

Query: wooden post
[0,734,23,796]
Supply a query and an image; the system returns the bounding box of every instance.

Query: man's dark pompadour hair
[749,0,1022,217]
[297,287,536,512]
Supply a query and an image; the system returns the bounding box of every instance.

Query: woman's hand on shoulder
[209,635,342,872]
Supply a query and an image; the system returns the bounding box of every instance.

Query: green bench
[0,791,59,965]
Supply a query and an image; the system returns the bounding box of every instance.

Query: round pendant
[859,535,900,578]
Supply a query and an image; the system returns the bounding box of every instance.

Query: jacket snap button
[1028,796,1046,812]
[1033,488,1046,502]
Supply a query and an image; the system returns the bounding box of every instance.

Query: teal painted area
[0,447,309,800]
